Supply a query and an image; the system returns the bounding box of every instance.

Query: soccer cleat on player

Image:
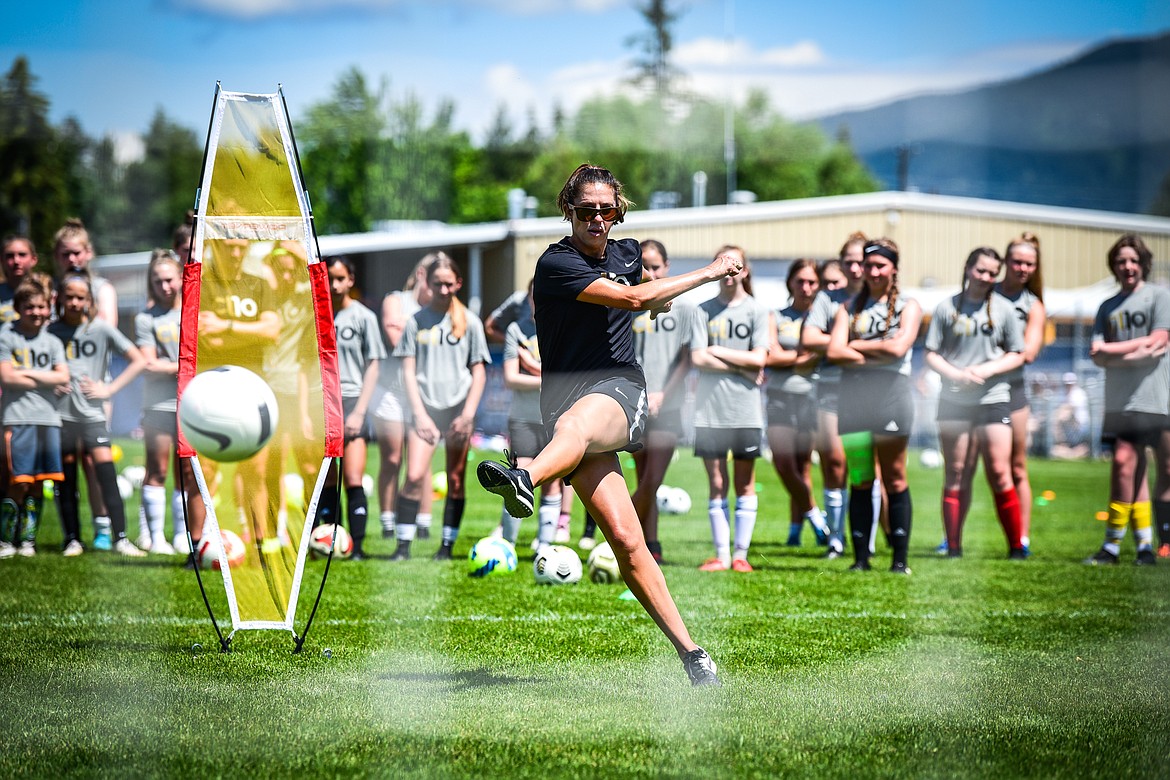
[477,458,535,519]
[682,647,721,687]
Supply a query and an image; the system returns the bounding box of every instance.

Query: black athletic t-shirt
[534,237,646,422]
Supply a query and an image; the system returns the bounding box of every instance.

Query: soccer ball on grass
[533,544,582,585]
[309,523,354,559]
[197,529,247,570]
[467,536,518,577]
[586,541,623,584]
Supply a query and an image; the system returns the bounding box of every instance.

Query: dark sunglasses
[572,205,620,222]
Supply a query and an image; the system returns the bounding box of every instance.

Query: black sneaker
[1008,547,1029,560]
[432,544,453,561]
[389,541,411,561]
[889,562,912,575]
[682,647,721,687]
[848,560,871,572]
[1136,548,1157,566]
[416,526,431,540]
[477,454,534,519]
[1084,547,1119,565]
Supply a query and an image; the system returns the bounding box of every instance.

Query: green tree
[119,111,201,252]
[0,57,73,259]
[299,67,386,234]
[626,0,685,98]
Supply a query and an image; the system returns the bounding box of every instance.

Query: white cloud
[674,37,826,69]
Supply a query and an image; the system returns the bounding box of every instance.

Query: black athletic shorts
[693,427,763,460]
[1007,379,1028,413]
[545,374,647,454]
[838,371,914,437]
[646,407,684,438]
[937,399,1012,427]
[343,396,376,442]
[1101,411,1169,448]
[766,390,818,431]
[61,419,113,453]
[508,419,547,459]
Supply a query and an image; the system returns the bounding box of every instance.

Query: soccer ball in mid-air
[533,544,582,585]
[197,529,247,570]
[919,448,943,469]
[467,536,518,578]
[309,523,354,560]
[586,541,622,584]
[656,485,692,515]
[179,365,279,462]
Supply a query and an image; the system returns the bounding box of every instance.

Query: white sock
[709,498,731,562]
[396,523,417,542]
[441,525,458,545]
[171,490,187,539]
[380,511,396,531]
[143,485,166,541]
[869,481,882,555]
[733,494,759,554]
[417,512,432,530]
[538,494,559,545]
[804,506,829,534]
[93,515,111,535]
[500,507,522,545]
[824,488,845,540]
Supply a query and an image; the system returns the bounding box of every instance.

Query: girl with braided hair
[925,247,1027,559]
[827,238,921,574]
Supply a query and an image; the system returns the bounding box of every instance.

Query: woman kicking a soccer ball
[477,164,740,687]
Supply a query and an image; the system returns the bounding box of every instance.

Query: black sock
[58,458,81,542]
[443,497,466,531]
[318,485,339,527]
[887,487,912,567]
[345,485,367,543]
[94,461,127,539]
[849,485,874,565]
[584,511,597,538]
[395,495,420,542]
[1155,501,1170,546]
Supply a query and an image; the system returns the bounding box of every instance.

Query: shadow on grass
[379,667,538,692]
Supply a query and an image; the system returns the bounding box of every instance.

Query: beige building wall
[508,192,1170,293]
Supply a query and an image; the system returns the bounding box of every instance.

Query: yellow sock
[1131,501,1153,546]
[1107,501,1132,543]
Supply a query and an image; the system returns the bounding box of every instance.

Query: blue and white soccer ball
[180,365,279,462]
[468,536,518,578]
[586,541,622,585]
[533,544,582,585]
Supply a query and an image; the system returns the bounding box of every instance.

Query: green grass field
[1,443,1168,778]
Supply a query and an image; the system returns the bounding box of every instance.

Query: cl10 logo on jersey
[226,295,259,319]
[633,312,677,333]
[12,348,54,370]
[417,326,462,346]
[66,340,99,359]
[1110,310,1148,331]
[708,320,753,341]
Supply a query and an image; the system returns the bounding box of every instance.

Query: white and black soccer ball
[180,365,279,462]
[533,544,582,585]
[586,541,622,585]
[656,484,692,515]
[919,448,943,469]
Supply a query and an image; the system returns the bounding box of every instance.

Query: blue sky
[3,0,1168,159]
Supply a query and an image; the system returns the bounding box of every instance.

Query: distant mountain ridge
[813,31,1170,214]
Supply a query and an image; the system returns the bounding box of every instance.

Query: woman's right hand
[415,413,440,445]
[710,252,744,279]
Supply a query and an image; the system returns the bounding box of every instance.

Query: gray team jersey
[632,300,695,414]
[926,293,1025,406]
[134,304,181,413]
[375,289,422,395]
[691,295,767,428]
[766,304,815,397]
[334,301,387,400]
[994,284,1041,387]
[1092,283,1170,415]
[0,325,67,427]
[843,294,916,376]
[504,318,542,424]
[48,318,135,423]
[396,306,491,411]
[264,275,317,397]
[804,288,850,385]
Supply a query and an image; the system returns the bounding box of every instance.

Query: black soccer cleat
[1084,547,1119,566]
[432,543,454,561]
[389,540,411,561]
[682,647,721,687]
[477,454,534,519]
[1136,548,1157,566]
